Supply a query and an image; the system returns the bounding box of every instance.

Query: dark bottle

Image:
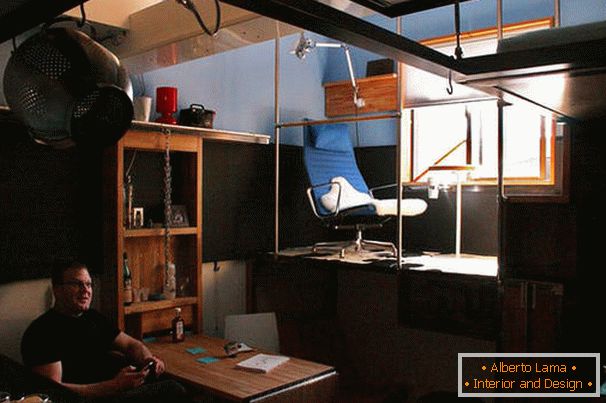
[123,252,133,306]
[172,307,185,343]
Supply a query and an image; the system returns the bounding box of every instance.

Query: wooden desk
[146,334,337,402]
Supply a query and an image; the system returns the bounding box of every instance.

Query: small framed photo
[133,207,144,228]
[169,205,189,227]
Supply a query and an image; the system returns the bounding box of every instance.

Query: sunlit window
[411,101,553,184]
[410,17,558,187]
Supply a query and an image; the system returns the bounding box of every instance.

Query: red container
[155,87,177,124]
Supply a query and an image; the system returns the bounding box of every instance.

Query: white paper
[236,353,290,373]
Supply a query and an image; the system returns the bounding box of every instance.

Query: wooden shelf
[102,128,203,339]
[124,297,198,315]
[124,227,197,237]
[324,73,399,117]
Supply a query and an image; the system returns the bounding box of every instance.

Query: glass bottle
[172,307,185,343]
[123,252,133,306]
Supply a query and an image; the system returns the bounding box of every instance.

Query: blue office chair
[303,123,428,258]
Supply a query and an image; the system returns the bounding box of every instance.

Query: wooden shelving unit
[102,128,203,339]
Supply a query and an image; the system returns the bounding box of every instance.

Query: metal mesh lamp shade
[3,27,133,149]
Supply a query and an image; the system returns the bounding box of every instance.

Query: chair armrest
[306,181,342,218]
[368,183,397,198]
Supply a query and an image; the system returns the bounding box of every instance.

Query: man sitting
[21,259,187,402]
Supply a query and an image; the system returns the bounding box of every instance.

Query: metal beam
[219,0,463,80]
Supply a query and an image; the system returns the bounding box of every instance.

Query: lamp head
[291,33,315,60]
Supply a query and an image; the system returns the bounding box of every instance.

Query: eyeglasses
[62,280,93,290]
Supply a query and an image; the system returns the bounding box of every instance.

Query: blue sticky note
[186,347,207,355]
[142,337,157,343]
[197,357,219,364]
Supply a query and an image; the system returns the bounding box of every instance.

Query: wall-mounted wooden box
[323,73,400,117]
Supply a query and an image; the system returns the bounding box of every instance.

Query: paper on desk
[236,354,289,373]
[186,346,207,354]
[197,357,219,364]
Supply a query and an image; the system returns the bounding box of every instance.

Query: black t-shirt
[21,308,121,384]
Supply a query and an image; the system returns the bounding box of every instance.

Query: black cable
[177,0,221,36]
[11,37,17,53]
[77,3,87,28]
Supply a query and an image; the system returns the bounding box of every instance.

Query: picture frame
[133,207,144,228]
[169,205,189,227]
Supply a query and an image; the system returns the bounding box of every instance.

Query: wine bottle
[123,252,133,306]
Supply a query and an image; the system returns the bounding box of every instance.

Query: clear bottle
[172,307,185,343]
[123,252,133,306]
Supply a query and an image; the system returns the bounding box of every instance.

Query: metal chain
[163,128,173,276]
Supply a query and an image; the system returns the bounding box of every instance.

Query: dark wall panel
[0,114,103,284]
[202,141,274,262]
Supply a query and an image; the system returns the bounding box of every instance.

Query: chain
[163,128,173,276]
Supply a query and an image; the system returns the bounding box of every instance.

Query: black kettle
[178,104,215,129]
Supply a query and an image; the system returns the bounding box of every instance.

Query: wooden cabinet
[500,279,563,352]
[323,73,399,117]
[102,128,202,339]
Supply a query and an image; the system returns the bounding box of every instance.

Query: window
[411,101,554,185]
[407,18,569,201]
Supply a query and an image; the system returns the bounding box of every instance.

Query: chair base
[312,229,397,258]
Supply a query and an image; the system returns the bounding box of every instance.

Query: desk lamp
[427,165,474,257]
[291,33,365,108]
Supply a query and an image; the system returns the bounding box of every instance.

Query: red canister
[155,87,178,124]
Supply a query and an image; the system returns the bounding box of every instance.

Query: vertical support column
[496,0,503,40]
[274,22,281,256]
[497,100,507,276]
[454,1,463,60]
[455,179,462,257]
[554,0,561,27]
[396,16,403,269]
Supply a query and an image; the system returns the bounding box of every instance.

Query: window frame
[405,17,569,202]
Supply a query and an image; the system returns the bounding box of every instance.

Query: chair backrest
[224,312,280,353]
[303,123,370,216]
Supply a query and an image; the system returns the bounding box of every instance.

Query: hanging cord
[77,3,87,27]
[124,150,138,179]
[163,129,173,277]
[175,0,221,36]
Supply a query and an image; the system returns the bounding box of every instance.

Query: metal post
[454,1,463,60]
[554,0,561,27]
[496,0,503,40]
[274,22,281,256]
[455,179,462,256]
[497,100,507,276]
[396,16,403,269]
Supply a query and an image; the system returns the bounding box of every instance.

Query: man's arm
[112,332,166,376]
[30,361,147,398]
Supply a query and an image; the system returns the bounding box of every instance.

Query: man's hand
[112,366,148,391]
[148,355,165,377]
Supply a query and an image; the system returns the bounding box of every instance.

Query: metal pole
[554,0,561,27]
[274,22,281,256]
[496,0,503,40]
[454,1,463,60]
[497,100,507,276]
[396,16,403,269]
[455,179,462,256]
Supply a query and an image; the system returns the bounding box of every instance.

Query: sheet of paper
[186,346,207,354]
[197,357,219,364]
